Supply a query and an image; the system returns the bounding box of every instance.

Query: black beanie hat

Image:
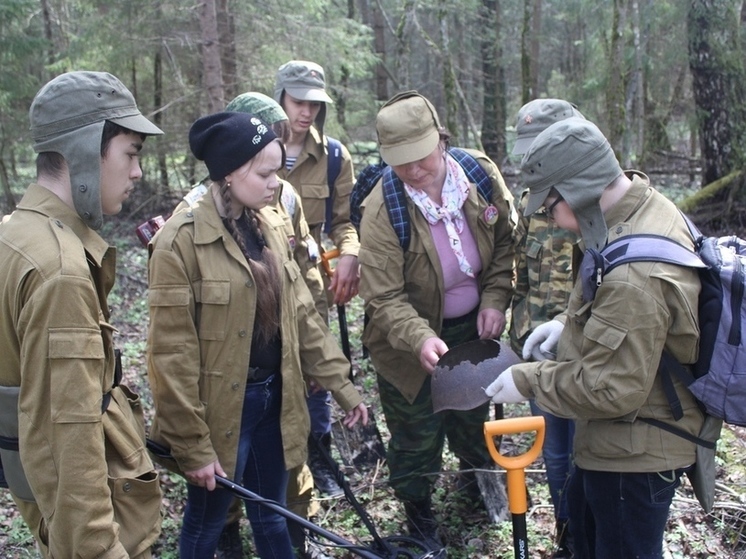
[189,112,277,180]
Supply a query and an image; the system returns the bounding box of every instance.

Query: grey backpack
[580,213,746,429]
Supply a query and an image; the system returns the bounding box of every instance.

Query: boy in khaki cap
[274,60,359,500]
[0,71,163,558]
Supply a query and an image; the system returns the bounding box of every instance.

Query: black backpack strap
[639,417,716,449]
[324,137,343,234]
[639,350,712,447]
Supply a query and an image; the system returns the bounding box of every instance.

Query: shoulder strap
[381,148,496,250]
[381,167,410,249]
[324,137,343,234]
[448,147,493,203]
[601,234,707,275]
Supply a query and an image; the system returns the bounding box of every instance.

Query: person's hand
[343,402,369,428]
[329,255,360,305]
[184,459,226,491]
[484,367,527,404]
[477,308,506,339]
[523,319,564,361]
[420,337,449,374]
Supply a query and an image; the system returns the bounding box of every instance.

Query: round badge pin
[483,205,499,225]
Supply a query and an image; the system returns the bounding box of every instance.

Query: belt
[442,306,479,328]
[247,366,275,383]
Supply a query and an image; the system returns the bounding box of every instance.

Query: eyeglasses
[545,194,564,219]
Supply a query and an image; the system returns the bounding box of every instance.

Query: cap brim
[111,113,163,136]
[379,129,439,166]
[524,185,553,216]
[512,134,537,155]
[284,87,333,104]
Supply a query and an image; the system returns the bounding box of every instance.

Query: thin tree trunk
[372,0,388,100]
[530,0,542,97]
[606,0,628,155]
[520,0,532,103]
[153,46,169,194]
[480,0,506,162]
[217,0,237,100]
[198,0,225,113]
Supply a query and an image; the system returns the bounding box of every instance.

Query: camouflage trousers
[377,311,492,502]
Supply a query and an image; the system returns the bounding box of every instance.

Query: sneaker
[216,520,244,559]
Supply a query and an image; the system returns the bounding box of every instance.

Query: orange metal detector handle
[484,416,546,515]
[320,248,340,279]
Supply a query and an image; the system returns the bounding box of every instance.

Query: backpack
[349,147,494,250]
[579,213,746,431]
[323,136,343,234]
[581,214,745,512]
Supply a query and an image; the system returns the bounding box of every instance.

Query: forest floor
[2,171,746,558]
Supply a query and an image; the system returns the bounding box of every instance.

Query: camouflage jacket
[509,190,577,354]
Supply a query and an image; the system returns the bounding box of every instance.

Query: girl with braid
[146,112,367,559]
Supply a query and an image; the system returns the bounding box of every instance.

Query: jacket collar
[17,183,110,266]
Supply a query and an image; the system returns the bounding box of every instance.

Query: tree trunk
[372,0,389,100]
[606,0,628,155]
[198,0,225,113]
[688,0,746,185]
[153,47,169,194]
[480,0,506,163]
[520,0,532,103]
[217,0,237,100]
[529,0,542,97]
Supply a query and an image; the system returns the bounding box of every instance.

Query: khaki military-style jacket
[358,150,516,403]
[513,173,704,472]
[0,184,161,559]
[509,190,577,354]
[146,191,362,477]
[277,126,359,257]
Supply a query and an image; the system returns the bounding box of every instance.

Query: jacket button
[245,279,253,288]
[232,382,239,390]
[123,482,132,492]
[239,330,247,337]
[616,226,623,234]
[226,430,233,438]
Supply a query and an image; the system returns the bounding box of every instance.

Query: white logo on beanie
[252,135,262,144]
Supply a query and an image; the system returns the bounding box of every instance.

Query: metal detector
[147,439,442,559]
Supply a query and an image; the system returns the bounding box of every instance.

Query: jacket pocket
[583,314,627,351]
[48,328,105,423]
[197,280,231,341]
[148,286,191,353]
[108,471,162,555]
[297,181,328,225]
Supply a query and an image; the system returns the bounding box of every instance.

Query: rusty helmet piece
[431,339,522,413]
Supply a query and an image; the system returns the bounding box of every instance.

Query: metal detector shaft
[215,475,384,559]
[484,416,546,559]
[321,248,353,380]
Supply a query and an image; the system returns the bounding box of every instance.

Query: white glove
[484,367,527,404]
[522,319,564,361]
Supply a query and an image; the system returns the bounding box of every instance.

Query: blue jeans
[530,400,574,520]
[568,466,685,559]
[180,374,293,559]
[307,388,332,436]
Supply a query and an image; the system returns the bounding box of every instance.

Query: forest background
[1,0,746,558]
